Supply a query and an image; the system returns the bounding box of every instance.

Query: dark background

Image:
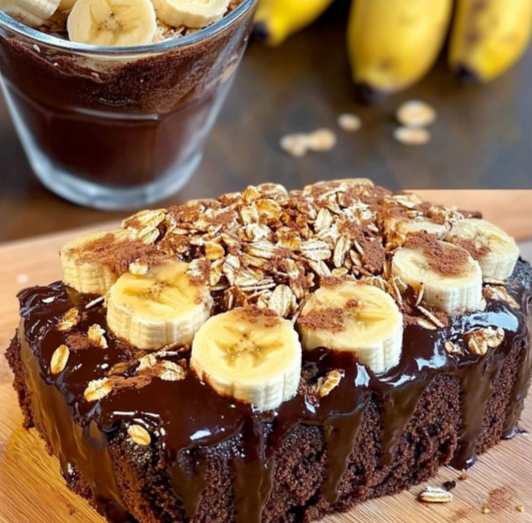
[1,1,531,241]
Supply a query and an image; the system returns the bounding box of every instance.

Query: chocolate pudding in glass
[0,0,256,209]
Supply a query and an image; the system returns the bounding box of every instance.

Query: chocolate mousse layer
[0,1,252,187]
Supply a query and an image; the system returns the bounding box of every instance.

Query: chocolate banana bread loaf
[6,179,532,523]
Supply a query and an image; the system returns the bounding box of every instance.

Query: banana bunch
[254,0,532,100]
[253,0,335,46]
[1,0,231,45]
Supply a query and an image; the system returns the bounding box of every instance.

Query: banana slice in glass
[107,260,212,349]
[445,218,520,281]
[67,0,157,46]
[190,307,302,412]
[1,0,60,28]
[152,0,230,29]
[297,282,403,375]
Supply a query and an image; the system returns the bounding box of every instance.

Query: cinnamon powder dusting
[404,231,469,276]
[298,308,345,333]
[67,333,93,351]
[238,306,281,327]
[450,238,490,261]
[73,234,168,275]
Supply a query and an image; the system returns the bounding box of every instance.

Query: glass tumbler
[0,0,256,210]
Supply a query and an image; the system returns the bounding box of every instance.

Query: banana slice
[152,0,230,29]
[297,282,403,375]
[107,260,212,349]
[61,229,134,295]
[1,0,61,28]
[445,218,519,281]
[392,241,482,314]
[384,216,449,241]
[190,307,302,412]
[58,0,77,11]
[67,0,157,46]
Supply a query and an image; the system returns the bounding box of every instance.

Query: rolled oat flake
[397,100,437,127]
[394,126,431,146]
[338,113,362,132]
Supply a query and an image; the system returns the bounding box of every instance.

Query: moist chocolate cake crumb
[443,480,457,492]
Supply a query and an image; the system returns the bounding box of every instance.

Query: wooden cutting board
[1,192,532,523]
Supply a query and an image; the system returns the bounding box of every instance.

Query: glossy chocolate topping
[17,260,532,523]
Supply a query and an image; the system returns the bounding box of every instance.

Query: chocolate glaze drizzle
[16,260,532,523]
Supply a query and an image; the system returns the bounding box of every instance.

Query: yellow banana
[347,0,453,103]
[253,0,335,46]
[449,0,532,83]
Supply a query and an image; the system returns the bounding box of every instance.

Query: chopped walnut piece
[88,324,108,349]
[58,308,79,331]
[128,424,151,446]
[84,378,112,402]
[50,345,70,374]
[418,487,453,503]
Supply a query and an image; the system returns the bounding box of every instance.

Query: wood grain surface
[1,202,532,523]
[1,1,532,242]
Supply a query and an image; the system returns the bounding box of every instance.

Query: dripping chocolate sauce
[17,261,532,523]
